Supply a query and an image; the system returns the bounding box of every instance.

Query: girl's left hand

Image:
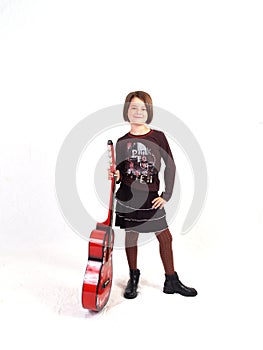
[152,197,167,209]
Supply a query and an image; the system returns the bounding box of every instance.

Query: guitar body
[82,227,114,311]
[81,140,116,312]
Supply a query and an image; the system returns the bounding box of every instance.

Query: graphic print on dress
[126,141,157,183]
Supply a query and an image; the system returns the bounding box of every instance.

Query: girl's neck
[129,123,151,136]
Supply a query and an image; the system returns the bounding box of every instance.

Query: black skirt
[115,184,168,233]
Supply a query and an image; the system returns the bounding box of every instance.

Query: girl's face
[127,97,148,125]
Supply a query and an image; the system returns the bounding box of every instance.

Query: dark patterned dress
[115,129,176,233]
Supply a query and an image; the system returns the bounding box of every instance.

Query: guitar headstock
[107,140,116,174]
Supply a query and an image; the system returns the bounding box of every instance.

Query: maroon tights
[125,228,175,275]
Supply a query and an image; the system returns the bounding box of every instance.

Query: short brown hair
[123,91,153,124]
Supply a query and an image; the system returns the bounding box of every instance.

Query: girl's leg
[156,228,197,297]
[124,230,140,299]
[155,228,175,275]
[125,230,139,270]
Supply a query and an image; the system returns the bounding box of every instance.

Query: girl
[109,91,197,298]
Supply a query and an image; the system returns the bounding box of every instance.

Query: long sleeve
[159,133,176,201]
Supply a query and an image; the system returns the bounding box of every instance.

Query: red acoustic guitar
[82,140,116,312]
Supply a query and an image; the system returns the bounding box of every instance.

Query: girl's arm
[159,133,176,202]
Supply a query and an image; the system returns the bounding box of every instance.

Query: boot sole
[124,293,138,299]
[163,288,197,297]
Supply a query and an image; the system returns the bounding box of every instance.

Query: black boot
[163,272,197,297]
[124,269,140,299]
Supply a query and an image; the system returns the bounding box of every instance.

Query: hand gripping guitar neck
[82,140,116,312]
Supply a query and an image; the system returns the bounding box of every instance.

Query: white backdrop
[1,1,263,349]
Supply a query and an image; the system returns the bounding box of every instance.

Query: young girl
[109,91,197,298]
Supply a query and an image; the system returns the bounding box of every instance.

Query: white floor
[1,203,262,350]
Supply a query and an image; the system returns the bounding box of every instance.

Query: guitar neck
[97,140,116,229]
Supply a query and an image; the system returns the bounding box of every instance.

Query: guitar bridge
[102,278,111,289]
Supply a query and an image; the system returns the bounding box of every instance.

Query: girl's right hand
[108,169,120,182]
